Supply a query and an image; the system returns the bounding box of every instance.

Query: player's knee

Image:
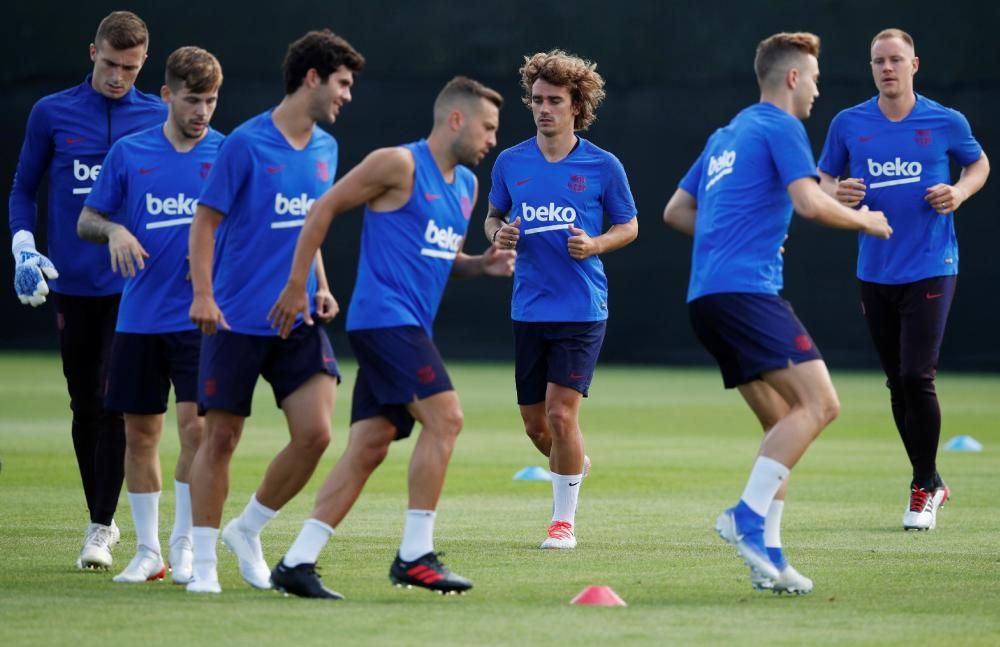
[436,406,464,438]
[293,425,331,453]
[524,419,548,444]
[545,404,577,436]
[813,391,840,427]
[204,424,241,457]
[900,371,936,395]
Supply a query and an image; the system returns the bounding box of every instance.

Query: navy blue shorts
[198,324,340,417]
[688,293,822,389]
[347,326,453,440]
[105,330,201,414]
[513,320,607,405]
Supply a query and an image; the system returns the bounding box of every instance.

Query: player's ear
[89,43,97,62]
[160,84,171,102]
[912,56,920,76]
[786,67,799,91]
[448,109,464,132]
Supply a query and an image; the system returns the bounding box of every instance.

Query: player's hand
[494,216,521,250]
[567,225,599,260]
[268,282,312,339]
[107,227,149,277]
[13,247,59,307]
[860,206,892,240]
[835,177,866,207]
[779,234,788,256]
[313,288,339,323]
[190,293,230,336]
[481,243,516,277]
[925,183,967,215]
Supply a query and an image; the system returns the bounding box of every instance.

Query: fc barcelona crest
[316,160,331,182]
[568,174,587,192]
[200,162,212,178]
[915,129,932,146]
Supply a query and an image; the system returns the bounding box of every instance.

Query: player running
[267,76,513,599]
[663,32,892,593]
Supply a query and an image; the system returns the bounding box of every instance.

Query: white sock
[191,526,219,582]
[399,509,436,562]
[283,518,334,567]
[128,491,161,555]
[551,473,583,524]
[740,456,790,516]
[170,480,192,547]
[764,500,785,548]
[239,494,277,535]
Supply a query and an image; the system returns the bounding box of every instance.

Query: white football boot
[540,520,576,549]
[169,536,194,584]
[752,563,814,594]
[221,518,272,589]
[903,484,950,530]
[112,545,166,583]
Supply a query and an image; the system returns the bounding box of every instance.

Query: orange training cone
[569,585,627,606]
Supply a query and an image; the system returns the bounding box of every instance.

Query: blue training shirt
[489,137,636,322]
[8,75,167,296]
[818,94,983,284]
[198,110,335,335]
[347,140,476,335]
[85,125,224,333]
[680,102,818,302]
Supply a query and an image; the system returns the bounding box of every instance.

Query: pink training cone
[569,585,627,606]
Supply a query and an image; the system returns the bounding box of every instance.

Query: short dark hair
[165,46,223,93]
[282,29,365,95]
[434,75,503,119]
[94,11,149,51]
[754,32,821,88]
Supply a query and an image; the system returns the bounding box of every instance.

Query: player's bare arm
[188,204,229,335]
[567,215,637,261]
[269,146,414,338]
[77,205,149,277]
[663,188,698,236]
[485,203,520,250]
[789,177,892,239]
[312,249,339,323]
[925,151,990,215]
[452,177,515,279]
[818,170,866,207]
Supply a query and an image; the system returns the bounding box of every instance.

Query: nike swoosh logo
[267,165,286,174]
[138,167,159,175]
[516,178,532,186]
[926,292,944,300]
[859,135,875,143]
[569,482,580,487]
[569,372,584,380]
[424,192,442,201]
[65,137,85,144]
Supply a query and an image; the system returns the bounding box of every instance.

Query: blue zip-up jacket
[8,75,167,296]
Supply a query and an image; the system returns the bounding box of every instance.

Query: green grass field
[1,352,998,646]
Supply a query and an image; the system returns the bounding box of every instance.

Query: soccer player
[8,11,167,569]
[662,32,892,593]
[818,28,990,531]
[267,76,512,599]
[484,50,638,550]
[185,30,364,594]
[77,46,224,584]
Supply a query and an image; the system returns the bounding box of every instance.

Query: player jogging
[663,32,892,593]
[485,50,638,550]
[185,30,364,594]
[267,76,513,599]
[77,46,224,584]
[818,28,989,531]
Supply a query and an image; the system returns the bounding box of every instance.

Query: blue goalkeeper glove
[12,230,59,307]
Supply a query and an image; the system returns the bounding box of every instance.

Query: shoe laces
[909,486,931,512]
[547,521,574,540]
[90,526,116,548]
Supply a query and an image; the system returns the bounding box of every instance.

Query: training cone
[569,585,627,607]
[944,435,983,452]
[513,466,552,481]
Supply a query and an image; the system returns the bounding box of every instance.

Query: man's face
[453,99,500,166]
[309,65,354,125]
[791,54,820,120]
[164,84,219,140]
[90,40,147,99]
[530,79,578,137]
[871,37,918,100]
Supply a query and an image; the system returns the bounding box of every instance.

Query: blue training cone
[944,435,983,452]
[513,466,552,481]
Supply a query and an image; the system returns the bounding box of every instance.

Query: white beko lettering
[867,157,923,188]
